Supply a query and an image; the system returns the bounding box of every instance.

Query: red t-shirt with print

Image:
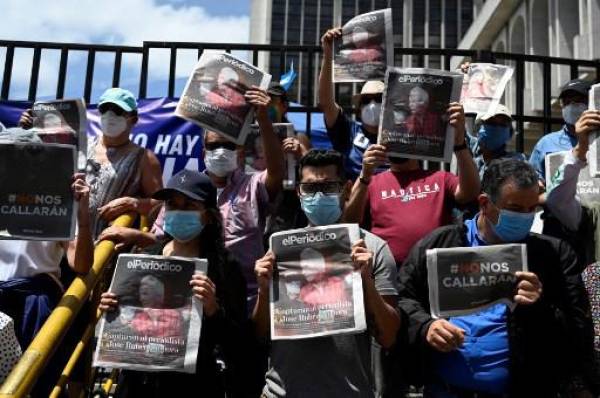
[366,169,458,265]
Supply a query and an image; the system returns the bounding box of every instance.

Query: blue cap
[98,88,138,112]
[152,169,216,208]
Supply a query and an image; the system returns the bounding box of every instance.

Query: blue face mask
[164,210,204,242]
[300,192,342,226]
[477,124,511,152]
[491,208,535,242]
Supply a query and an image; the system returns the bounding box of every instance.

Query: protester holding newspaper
[470,104,526,180]
[343,102,480,266]
[253,149,400,397]
[99,169,246,397]
[319,27,387,180]
[529,79,591,182]
[395,158,596,397]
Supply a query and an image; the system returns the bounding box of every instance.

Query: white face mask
[562,103,587,125]
[204,147,238,177]
[360,100,381,127]
[100,111,128,138]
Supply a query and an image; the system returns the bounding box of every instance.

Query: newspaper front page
[379,67,463,162]
[94,254,206,373]
[176,52,272,145]
[0,142,76,240]
[587,83,600,177]
[460,63,513,116]
[333,8,394,83]
[427,244,527,318]
[546,150,600,206]
[269,224,366,340]
[245,123,296,189]
[31,98,87,170]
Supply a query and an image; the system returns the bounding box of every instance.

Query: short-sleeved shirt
[474,151,527,180]
[529,125,577,180]
[367,169,458,265]
[0,240,64,283]
[326,110,387,180]
[263,229,398,398]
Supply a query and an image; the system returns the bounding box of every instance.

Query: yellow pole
[0,214,135,398]
[48,310,101,398]
[102,369,119,394]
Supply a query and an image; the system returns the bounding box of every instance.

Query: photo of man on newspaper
[379,68,463,162]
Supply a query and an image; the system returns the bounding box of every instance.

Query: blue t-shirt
[434,215,510,395]
[326,110,387,180]
[529,125,577,180]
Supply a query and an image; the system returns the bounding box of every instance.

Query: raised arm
[65,173,94,274]
[247,87,285,199]
[449,103,481,204]
[252,251,275,337]
[319,28,343,128]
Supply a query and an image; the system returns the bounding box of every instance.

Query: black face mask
[389,156,410,165]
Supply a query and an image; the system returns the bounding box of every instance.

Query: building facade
[250,0,479,105]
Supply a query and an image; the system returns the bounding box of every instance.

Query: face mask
[477,124,511,151]
[100,111,128,138]
[163,210,204,242]
[204,147,238,177]
[490,208,535,242]
[562,103,587,125]
[300,192,342,226]
[360,101,381,127]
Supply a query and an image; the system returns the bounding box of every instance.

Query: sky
[0,0,252,102]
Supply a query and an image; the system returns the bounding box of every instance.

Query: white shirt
[0,240,65,282]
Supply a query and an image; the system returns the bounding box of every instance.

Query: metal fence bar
[27,46,42,101]
[515,59,525,153]
[112,50,122,88]
[1,45,15,100]
[83,50,96,104]
[543,61,552,135]
[139,45,149,99]
[168,46,177,98]
[56,48,69,99]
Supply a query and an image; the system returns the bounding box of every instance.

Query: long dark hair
[197,207,228,300]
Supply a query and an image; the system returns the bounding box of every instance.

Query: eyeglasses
[98,103,127,116]
[204,141,238,151]
[298,181,344,196]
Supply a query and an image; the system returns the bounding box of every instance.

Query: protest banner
[32,98,87,170]
[269,224,365,340]
[460,63,513,116]
[427,244,527,318]
[176,53,271,145]
[546,150,600,206]
[0,142,76,240]
[333,8,393,83]
[245,123,296,189]
[379,67,463,162]
[94,254,206,373]
[587,83,600,177]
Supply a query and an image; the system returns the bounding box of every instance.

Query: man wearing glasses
[253,149,400,397]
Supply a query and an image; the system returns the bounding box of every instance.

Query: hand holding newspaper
[269,224,366,340]
[427,244,528,318]
[176,52,271,145]
[94,254,207,373]
[545,150,600,206]
[333,8,393,83]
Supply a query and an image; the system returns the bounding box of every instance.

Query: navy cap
[152,169,216,208]
[559,79,591,99]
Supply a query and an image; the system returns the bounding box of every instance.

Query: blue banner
[0,98,331,183]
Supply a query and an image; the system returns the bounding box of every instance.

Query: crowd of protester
[1,25,600,398]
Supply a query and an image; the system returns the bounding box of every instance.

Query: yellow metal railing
[0,213,136,398]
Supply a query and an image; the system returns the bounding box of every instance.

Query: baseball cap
[479,104,512,122]
[267,82,287,100]
[152,169,217,208]
[352,80,385,108]
[98,88,138,112]
[559,79,591,99]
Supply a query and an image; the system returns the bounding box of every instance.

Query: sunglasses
[360,95,382,106]
[204,141,238,151]
[98,104,127,116]
[298,181,344,196]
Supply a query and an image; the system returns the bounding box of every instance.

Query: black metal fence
[1,39,599,153]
